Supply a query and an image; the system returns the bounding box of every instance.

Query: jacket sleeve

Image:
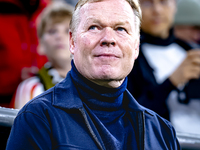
[6,111,52,150]
[172,127,181,150]
[164,118,181,150]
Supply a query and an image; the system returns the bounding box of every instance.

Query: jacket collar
[53,70,83,109]
[52,70,153,116]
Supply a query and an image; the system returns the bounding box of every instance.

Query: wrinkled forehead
[79,0,134,20]
[77,0,132,10]
[78,0,135,28]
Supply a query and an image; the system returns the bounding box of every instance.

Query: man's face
[40,18,71,64]
[70,0,139,88]
[140,0,176,38]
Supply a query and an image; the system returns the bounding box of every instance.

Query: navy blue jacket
[6,70,180,150]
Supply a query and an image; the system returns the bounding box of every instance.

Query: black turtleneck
[70,60,138,150]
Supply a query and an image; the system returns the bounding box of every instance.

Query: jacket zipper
[137,111,145,150]
[129,111,145,150]
[79,108,104,150]
[142,112,145,150]
[79,108,145,150]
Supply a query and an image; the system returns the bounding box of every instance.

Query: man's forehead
[80,0,132,11]
[80,0,134,18]
[80,10,134,27]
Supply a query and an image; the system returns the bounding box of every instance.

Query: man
[127,0,200,134]
[10,1,73,109]
[6,0,180,149]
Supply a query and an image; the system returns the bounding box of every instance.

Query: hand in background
[170,49,200,87]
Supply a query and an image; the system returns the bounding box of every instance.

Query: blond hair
[37,1,74,39]
[69,0,142,38]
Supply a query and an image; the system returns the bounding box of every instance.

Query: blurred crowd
[127,0,200,135]
[0,0,78,108]
[0,0,200,135]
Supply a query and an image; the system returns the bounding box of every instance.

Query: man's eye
[89,26,97,30]
[117,27,126,32]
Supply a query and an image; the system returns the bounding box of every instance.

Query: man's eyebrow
[86,17,102,24]
[116,21,127,26]
[86,17,130,26]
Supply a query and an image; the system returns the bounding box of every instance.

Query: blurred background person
[10,0,74,109]
[0,0,49,107]
[1,1,74,150]
[127,0,200,134]
[171,0,200,135]
[0,1,49,149]
[174,0,200,48]
[0,0,78,108]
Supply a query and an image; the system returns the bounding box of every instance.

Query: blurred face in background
[140,0,176,38]
[39,17,71,65]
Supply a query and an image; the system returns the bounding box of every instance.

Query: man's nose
[100,27,116,46]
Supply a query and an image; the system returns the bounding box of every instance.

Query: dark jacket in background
[127,30,192,120]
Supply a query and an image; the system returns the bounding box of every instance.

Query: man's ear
[134,39,140,59]
[69,30,75,55]
[37,40,46,56]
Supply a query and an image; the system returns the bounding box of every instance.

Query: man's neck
[90,78,125,88]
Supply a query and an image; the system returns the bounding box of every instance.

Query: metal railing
[0,107,19,127]
[0,107,200,149]
[177,132,200,150]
